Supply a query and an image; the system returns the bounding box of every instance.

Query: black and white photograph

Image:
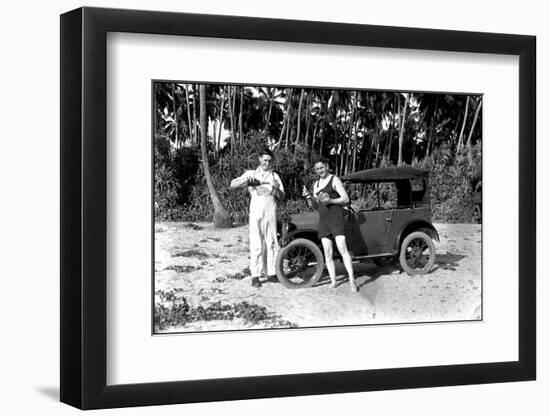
[0,0,544,413]
[153,82,483,333]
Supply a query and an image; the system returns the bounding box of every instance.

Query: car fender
[281,228,319,247]
[394,221,440,252]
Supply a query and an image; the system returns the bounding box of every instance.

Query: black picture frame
[60,6,536,410]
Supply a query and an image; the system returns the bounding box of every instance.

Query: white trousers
[249,195,279,277]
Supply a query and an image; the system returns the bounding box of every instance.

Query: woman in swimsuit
[303,158,358,292]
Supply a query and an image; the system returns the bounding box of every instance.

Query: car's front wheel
[399,231,436,275]
[275,238,325,289]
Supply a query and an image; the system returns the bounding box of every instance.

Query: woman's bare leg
[321,237,337,287]
[335,235,358,292]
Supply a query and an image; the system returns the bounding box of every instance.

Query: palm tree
[397,93,409,166]
[199,84,232,228]
[294,88,305,156]
[457,96,470,150]
[466,97,482,148]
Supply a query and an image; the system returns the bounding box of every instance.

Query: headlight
[283,221,289,236]
[278,221,290,242]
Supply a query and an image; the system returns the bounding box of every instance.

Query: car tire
[399,231,436,276]
[275,238,325,289]
[472,204,482,224]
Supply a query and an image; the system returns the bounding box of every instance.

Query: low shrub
[154,290,297,331]
[155,134,481,224]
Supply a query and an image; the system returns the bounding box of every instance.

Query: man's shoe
[266,275,279,283]
[251,277,262,288]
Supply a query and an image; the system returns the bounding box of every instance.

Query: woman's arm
[327,176,349,205]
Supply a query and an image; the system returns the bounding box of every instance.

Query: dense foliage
[154,83,482,223]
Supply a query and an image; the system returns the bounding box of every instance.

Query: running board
[351,252,396,260]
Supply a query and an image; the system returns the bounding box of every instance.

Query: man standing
[230,149,284,287]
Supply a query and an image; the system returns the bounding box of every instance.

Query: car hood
[287,211,319,229]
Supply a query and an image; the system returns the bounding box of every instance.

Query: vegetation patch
[154,290,297,331]
[227,267,250,280]
[163,265,202,273]
[184,222,203,230]
[171,249,219,258]
[213,267,250,283]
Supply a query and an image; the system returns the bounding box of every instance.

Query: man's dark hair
[258,148,273,158]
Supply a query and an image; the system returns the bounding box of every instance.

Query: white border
[107,32,518,385]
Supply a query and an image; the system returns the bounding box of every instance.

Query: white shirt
[237,167,284,198]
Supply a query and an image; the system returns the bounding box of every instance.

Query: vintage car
[275,166,439,288]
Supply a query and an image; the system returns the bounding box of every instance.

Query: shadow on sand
[313,252,467,288]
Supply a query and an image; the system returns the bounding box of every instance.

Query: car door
[345,181,393,256]
[360,209,393,254]
[385,208,415,251]
[344,208,392,256]
[344,208,368,256]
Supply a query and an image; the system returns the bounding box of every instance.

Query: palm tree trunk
[304,92,311,148]
[452,108,461,150]
[295,89,305,156]
[397,94,409,166]
[216,86,226,158]
[263,87,274,134]
[171,84,179,148]
[239,86,244,145]
[199,84,232,228]
[184,84,193,144]
[375,132,381,166]
[285,105,293,149]
[346,91,357,174]
[283,89,294,149]
[276,113,287,149]
[425,95,439,158]
[466,97,482,148]
[360,127,368,169]
[339,132,345,175]
[228,86,237,157]
[311,117,319,156]
[335,132,341,175]
[352,118,359,172]
[386,95,397,161]
[319,120,325,156]
[192,85,198,146]
[277,89,293,148]
[457,96,470,150]
[366,134,374,169]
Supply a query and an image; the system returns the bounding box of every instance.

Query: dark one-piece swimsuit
[315,175,346,239]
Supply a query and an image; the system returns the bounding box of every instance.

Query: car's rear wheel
[472,204,482,224]
[275,238,324,289]
[399,231,436,275]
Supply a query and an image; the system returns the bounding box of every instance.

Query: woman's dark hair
[313,156,331,167]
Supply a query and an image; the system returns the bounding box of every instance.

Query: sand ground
[154,222,481,333]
